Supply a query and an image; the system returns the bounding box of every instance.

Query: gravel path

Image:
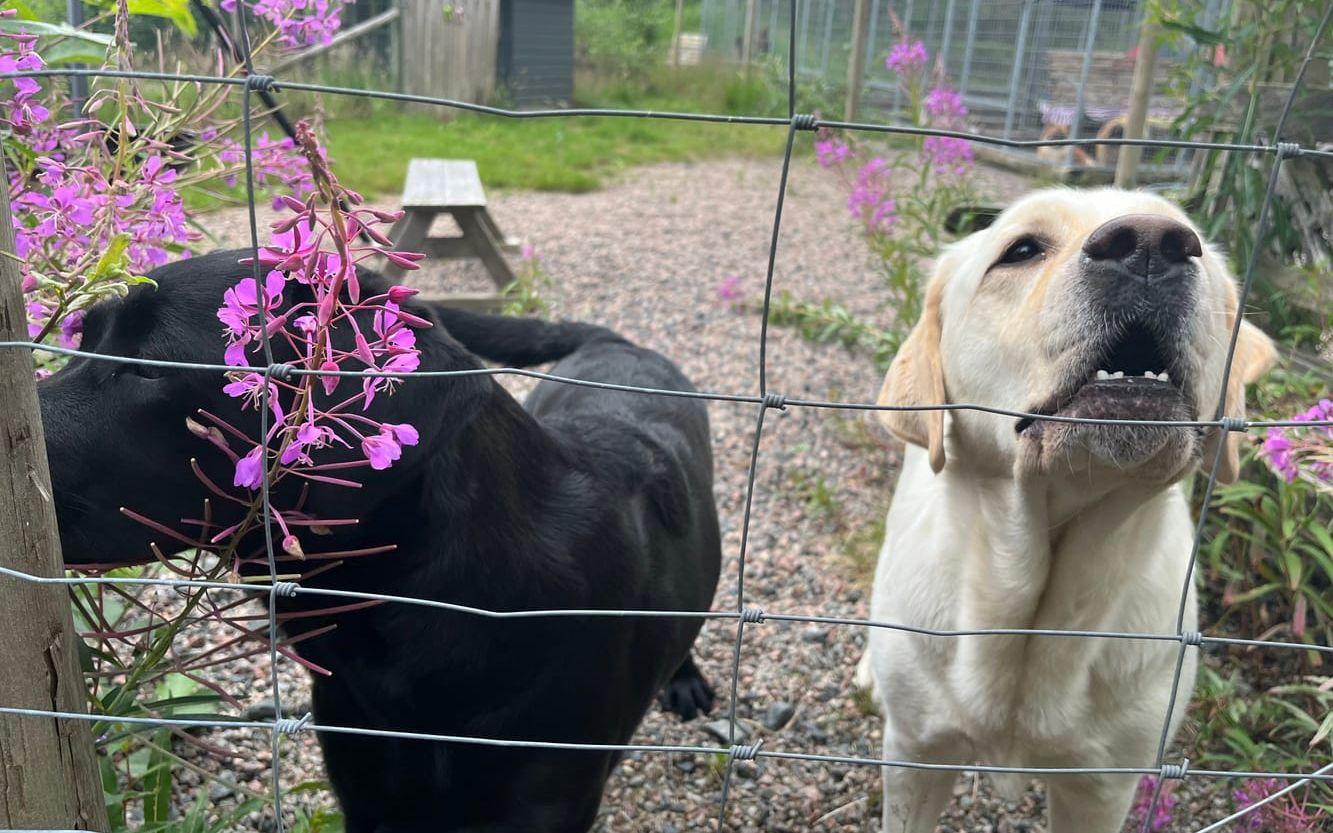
[168,156,1235,832]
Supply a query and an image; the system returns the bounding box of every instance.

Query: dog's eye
[997,237,1044,265]
[128,362,166,380]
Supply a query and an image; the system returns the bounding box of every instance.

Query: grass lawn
[182,66,792,210]
[320,108,787,197]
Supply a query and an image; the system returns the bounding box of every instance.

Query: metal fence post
[1067,0,1104,166]
[64,0,87,106]
[0,154,109,833]
[1002,0,1037,140]
[797,0,812,74]
[958,0,980,97]
[818,0,835,77]
[938,0,958,73]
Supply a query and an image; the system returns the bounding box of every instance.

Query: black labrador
[38,250,722,832]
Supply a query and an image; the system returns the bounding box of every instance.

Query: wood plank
[0,152,109,832]
[384,208,436,279]
[424,236,476,259]
[401,159,488,209]
[453,207,516,288]
[418,291,505,311]
[477,208,521,253]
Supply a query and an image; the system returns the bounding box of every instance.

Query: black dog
[39,250,722,832]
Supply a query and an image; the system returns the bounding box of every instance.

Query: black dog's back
[41,254,722,832]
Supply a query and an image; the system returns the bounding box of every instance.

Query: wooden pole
[0,158,109,830]
[844,0,872,122]
[740,0,757,68]
[669,0,686,67]
[1114,18,1161,188]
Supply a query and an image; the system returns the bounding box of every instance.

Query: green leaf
[1157,16,1224,46]
[118,0,198,36]
[1312,710,1333,750]
[38,37,111,66]
[142,735,172,824]
[0,18,114,43]
[92,233,132,281]
[1228,581,1280,604]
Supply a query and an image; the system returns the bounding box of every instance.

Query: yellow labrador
[856,188,1276,833]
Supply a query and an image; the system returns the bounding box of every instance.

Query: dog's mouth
[1016,321,1191,434]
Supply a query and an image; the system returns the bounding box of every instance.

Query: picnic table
[385,158,521,310]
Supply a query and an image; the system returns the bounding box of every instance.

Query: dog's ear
[875,263,948,473]
[1203,318,1277,484]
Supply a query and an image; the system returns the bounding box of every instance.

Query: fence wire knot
[1180,631,1204,646]
[265,362,297,382]
[245,73,278,92]
[274,711,313,735]
[762,393,788,411]
[739,607,766,623]
[271,581,301,598]
[1275,141,1301,159]
[791,114,818,131]
[1219,416,1247,432]
[1160,758,1191,780]
[729,738,764,760]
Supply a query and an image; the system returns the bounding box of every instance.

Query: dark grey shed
[497,0,574,105]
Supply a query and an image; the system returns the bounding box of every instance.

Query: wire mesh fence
[698,0,1237,174]
[1,1,1331,831]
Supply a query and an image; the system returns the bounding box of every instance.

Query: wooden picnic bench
[386,159,521,310]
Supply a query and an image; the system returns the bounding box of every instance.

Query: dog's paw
[853,649,877,694]
[658,667,715,721]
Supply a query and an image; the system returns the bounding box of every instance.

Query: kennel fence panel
[0,2,1331,832]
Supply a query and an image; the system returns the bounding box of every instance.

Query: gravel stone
[763,701,797,731]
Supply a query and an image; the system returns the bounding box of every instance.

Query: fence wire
[1,2,1331,831]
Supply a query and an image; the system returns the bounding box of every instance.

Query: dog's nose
[1082,214,1202,280]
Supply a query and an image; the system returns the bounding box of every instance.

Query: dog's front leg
[1046,772,1139,833]
[879,731,954,833]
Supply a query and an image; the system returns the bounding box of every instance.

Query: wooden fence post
[0,157,109,830]
[740,0,757,68]
[844,0,871,122]
[1114,18,1160,188]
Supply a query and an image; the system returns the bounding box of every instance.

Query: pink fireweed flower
[1129,776,1177,831]
[222,0,346,49]
[234,445,266,490]
[1232,777,1329,832]
[815,137,851,168]
[1261,399,1333,485]
[922,135,974,176]
[846,157,897,233]
[222,372,285,423]
[361,425,419,471]
[218,270,286,339]
[716,274,743,308]
[257,223,319,271]
[924,87,968,125]
[279,421,339,466]
[885,39,928,75]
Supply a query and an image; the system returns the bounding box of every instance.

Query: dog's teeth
[1144,371,1157,380]
[1096,370,1110,380]
[1159,372,1170,383]
[1111,371,1124,379]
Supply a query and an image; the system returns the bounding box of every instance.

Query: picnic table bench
[386,159,520,310]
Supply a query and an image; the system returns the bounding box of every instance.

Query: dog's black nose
[1082,214,1202,280]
